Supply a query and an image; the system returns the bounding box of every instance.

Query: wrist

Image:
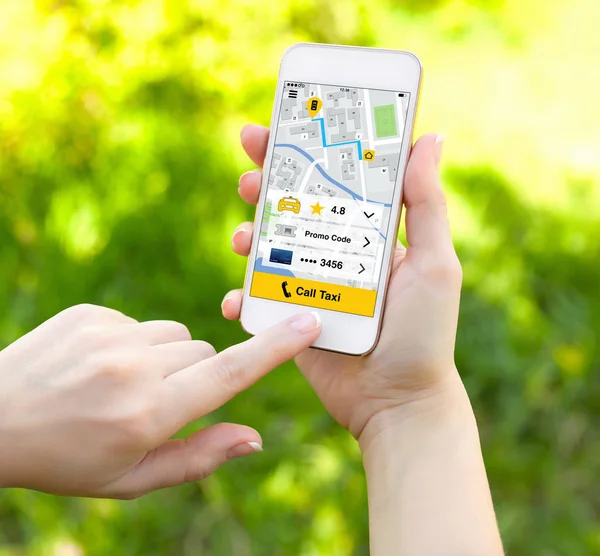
[359,371,504,556]
[358,369,477,456]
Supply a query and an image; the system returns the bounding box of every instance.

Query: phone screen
[250,81,410,317]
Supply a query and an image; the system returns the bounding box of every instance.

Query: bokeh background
[1,0,599,554]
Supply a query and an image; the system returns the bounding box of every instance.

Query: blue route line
[313,117,363,160]
[274,143,391,209]
[274,142,388,240]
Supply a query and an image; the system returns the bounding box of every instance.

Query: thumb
[165,312,322,425]
[102,423,263,499]
[403,133,455,260]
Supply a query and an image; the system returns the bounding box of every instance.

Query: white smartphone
[240,43,422,355]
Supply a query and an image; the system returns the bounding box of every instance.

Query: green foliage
[0,1,599,554]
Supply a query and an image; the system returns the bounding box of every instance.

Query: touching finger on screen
[164,312,322,425]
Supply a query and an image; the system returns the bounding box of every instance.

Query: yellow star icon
[310,201,325,215]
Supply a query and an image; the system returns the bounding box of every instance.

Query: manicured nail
[221,294,234,313]
[240,125,251,140]
[289,311,321,334]
[227,441,263,460]
[231,226,248,247]
[434,134,445,167]
[239,170,256,187]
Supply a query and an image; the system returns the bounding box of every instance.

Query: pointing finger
[150,340,216,377]
[122,320,192,346]
[165,312,321,425]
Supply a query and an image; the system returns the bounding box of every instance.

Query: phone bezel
[240,43,422,355]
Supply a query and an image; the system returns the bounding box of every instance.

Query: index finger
[241,124,270,167]
[162,312,321,426]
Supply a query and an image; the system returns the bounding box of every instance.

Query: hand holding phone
[221,44,503,555]
[223,44,463,438]
[223,128,505,556]
[223,127,462,444]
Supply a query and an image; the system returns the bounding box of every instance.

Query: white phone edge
[240,43,422,356]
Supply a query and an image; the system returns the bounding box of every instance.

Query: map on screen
[250,82,410,317]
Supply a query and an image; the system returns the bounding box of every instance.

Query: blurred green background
[0,0,599,554]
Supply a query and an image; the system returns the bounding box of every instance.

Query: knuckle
[117,484,150,500]
[423,253,463,284]
[433,184,448,207]
[194,340,217,360]
[184,450,215,483]
[117,400,161,448]
[59,304,136,328]
[210,353,242,392]
[72,324,113,351]
[446,255,463,283]
[61,303,108,323]
[169,321,192,342]
[82,346,140,385]
[94,354,136,383]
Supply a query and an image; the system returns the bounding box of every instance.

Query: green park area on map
[374,104,397,138]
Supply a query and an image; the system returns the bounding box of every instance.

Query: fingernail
[221,294,233,313]
[231,226,248,247]
[288,311,321,334]
[239,170,255,186]
[434,134,445,167]
[227,441,263,460]
[240,125,251,140]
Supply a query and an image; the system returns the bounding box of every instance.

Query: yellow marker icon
[363,149,375,161]
[307,97,322,118]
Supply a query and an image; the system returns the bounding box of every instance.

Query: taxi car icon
[278,196,301,214]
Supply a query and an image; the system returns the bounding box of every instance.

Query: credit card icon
[269,248,293,265]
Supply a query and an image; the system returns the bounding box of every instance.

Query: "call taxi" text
[296,286,341,303]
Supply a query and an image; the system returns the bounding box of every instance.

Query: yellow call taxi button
[250,272,376,317]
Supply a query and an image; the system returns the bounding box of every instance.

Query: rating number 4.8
[320,259,343,269]
[330,206,346,215]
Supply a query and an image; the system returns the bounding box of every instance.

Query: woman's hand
[223,125,503,556]
[0,303,321,498]
[222,125,463,449]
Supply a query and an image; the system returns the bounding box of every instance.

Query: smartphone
[240,43,422,355]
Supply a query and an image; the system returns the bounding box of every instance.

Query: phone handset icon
[281,281,292,298]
